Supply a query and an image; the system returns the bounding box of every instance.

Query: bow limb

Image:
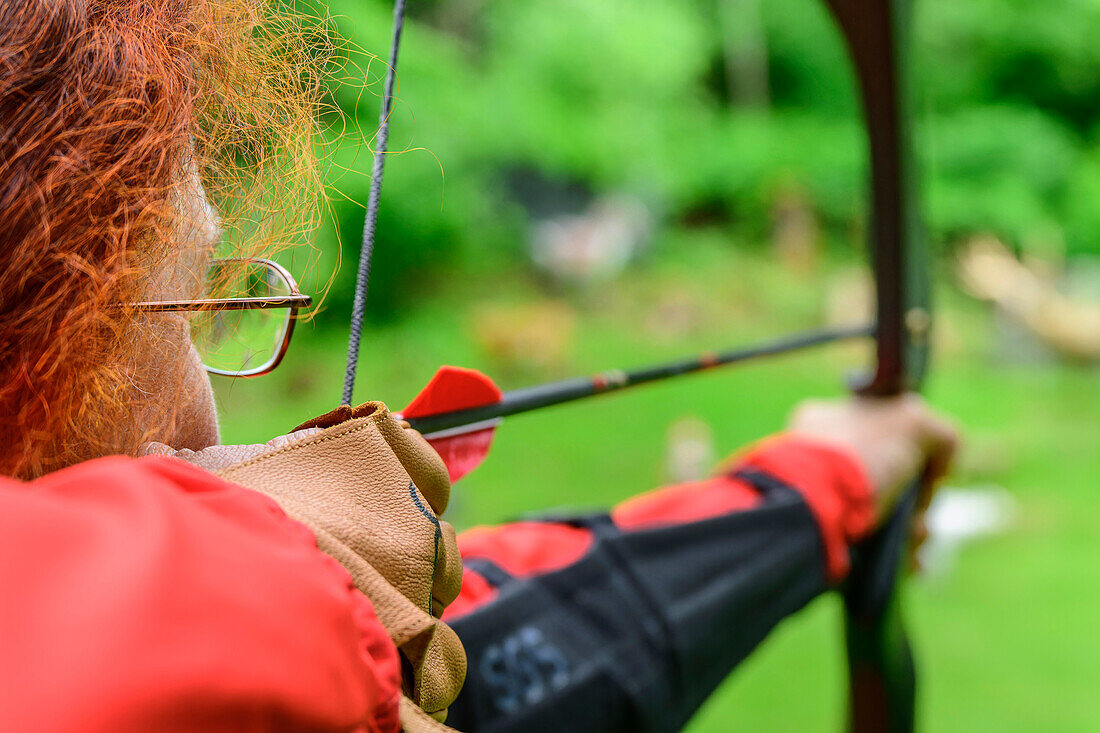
[823,0,929,730]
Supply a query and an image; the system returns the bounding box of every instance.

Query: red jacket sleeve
[0,456,401,733]
[614,434,876,581]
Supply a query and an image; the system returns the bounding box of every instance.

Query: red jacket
[0,456,402,733]
[0,437,872,732]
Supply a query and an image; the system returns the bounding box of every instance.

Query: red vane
[402,366,502,418]
[403,366,502,483]
[425,428,497,483]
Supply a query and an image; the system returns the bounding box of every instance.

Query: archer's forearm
[444,436,875,733]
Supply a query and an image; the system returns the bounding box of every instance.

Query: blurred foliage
[309,0,1100,318]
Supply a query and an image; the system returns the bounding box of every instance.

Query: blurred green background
[219,0,1100,729]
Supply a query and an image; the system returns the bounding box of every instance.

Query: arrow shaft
[405,323,872,437]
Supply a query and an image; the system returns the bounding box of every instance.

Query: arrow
[399,322,871,482]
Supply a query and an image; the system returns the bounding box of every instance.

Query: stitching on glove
[408,480,442,611]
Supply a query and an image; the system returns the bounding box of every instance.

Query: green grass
[217,241,1100,731]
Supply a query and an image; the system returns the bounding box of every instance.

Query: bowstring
[341,0,409,406]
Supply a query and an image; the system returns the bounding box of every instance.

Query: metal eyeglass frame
[127,258,312,377]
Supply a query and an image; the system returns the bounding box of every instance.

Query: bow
[825,0,928,730]
[339,0,929,729]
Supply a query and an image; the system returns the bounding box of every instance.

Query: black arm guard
[446,471,830,733]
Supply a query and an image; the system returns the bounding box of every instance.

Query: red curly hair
[0,0,331,477]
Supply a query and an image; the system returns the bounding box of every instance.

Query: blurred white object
[663,417,715,484]
[919,486,1017,578]
[529,195,652,286]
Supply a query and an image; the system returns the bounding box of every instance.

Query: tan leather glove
[145,402,464,729]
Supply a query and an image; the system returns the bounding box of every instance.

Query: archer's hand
[787,394,958,562]
[144,403,466,721]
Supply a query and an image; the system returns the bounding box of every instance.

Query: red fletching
[403,366,502,483]
[425,427,497,484]
[402,365,502,418]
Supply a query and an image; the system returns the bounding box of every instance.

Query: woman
[0,1,957,731]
